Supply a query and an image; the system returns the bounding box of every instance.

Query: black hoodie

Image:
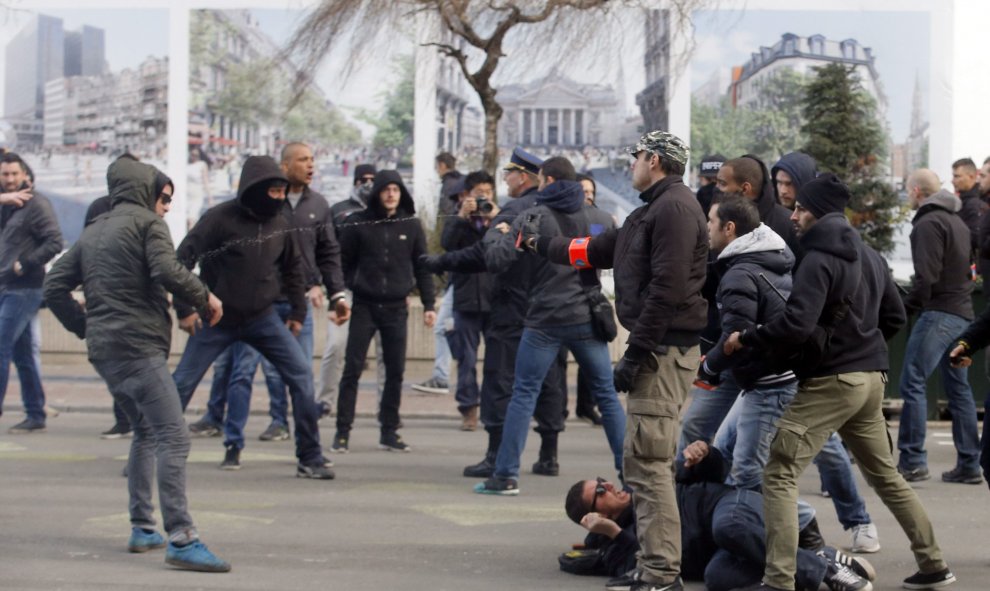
[338,170,435,310]
[742,213,905,378]
[175,155,307,327]
[743,154,801,259]
[770,152,817,202]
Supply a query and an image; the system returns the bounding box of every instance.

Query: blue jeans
[173,308,323,464]
[703,488,825,591]
[494,323,625,479]
[432,287,453,382]
[93,356,195,536]
[0,288,46,422]
[897,310,980,472]
[713,382,871,529]
[676,372,740,456]
[220,302,313,449]
[451,310,488,412]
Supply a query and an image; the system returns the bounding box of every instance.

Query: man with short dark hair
[442,170,497,431]
[951,157,981,258]
[724,174,954,591]
[563,442,875,591]
[896,168,980,484]
[0,152,62,433]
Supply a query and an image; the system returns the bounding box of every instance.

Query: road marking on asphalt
[937,441,955,445]
[0,450,98,461]
[411,504,562,526]
[932,433,952,437]
[0,441,28,452]
[82,511,275,538]
[113,451,293,463]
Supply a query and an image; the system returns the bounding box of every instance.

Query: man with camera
[442,171,497,431]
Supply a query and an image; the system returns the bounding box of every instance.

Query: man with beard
[172,155,335,480]
[771,152,817,211]
[724,174,954,591]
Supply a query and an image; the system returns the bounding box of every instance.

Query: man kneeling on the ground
[562,442,875,591]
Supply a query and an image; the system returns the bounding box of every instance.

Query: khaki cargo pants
[763,371,947,590]
[623,346,699,584]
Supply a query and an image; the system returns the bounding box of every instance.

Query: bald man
[897,168,981,484]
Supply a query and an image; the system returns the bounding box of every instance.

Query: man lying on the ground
[562,442,876,591]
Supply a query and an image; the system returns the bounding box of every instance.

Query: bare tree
[286,0,717,174]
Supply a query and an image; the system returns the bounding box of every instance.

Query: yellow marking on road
[81,511,275,538]
[0,441,28,452]
[0,451,97,461]
[114,450,293,463]
[352,482,449,493]
[411,504,563,526]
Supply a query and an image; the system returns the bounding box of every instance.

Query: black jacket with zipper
[339,170,435,310]
[281,185,346,297]
[0,190,62,291]
[441,214,491,314]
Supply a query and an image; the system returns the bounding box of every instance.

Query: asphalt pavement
[0,356,988,590]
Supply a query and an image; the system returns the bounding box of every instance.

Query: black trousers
[336,302,408,434]
[480,322,565,434]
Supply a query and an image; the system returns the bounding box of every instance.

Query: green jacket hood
[108,159,160,211]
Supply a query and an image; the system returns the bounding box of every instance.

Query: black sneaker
[379,432,411,452]
[188,416,221,438]
[258,422,289,442]
[940,467,982,484]
[606,569,640,591]
[317,400,332,420]
[296,459,335,480]
[410,377,449,394]
[631,576,683,591]
[898,465,931,482]
[532,458,559,476]
[902,568,956,589]
[463,453,496,478]
[100,423,133,439]
[329,433,349,454]
[727,583,788,591]
[473,476,519,496]
[8,418,45,434]
[821,551,872,591]
[220,446,240,471]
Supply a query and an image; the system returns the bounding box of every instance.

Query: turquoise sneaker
[165,540,231,572]
[127,528,165,553]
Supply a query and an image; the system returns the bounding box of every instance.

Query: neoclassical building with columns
[496,71,622,148]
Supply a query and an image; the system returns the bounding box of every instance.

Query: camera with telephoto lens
[475,198,494,214]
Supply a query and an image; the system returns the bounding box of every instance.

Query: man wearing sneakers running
[45,158,229,571]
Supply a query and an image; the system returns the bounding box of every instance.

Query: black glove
[693,356,721,391]
[613,356,643,393]
[418,254,444,274]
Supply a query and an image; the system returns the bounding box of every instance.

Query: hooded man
[896,169,980,485]
[771,152,817,211]
[44,158,229,572]
[333,170,436,453]
[171,155,335,480]
[724,174,954,591]
[474,156,625,497]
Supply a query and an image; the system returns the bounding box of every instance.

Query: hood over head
[535,180,585,213]
[915,189,962,218]
[771,152,817,193]
[369,169,416,218]
[237,155,289,219]
[718,223,794,275]
[799,212,860,262]
[107,158,160,211]
[741,154,778,221]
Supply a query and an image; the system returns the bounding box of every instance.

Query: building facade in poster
[636,9,671,132]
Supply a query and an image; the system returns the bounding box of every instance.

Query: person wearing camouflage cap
[528,129,708,591]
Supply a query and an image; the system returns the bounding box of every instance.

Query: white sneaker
[849,522,880,553]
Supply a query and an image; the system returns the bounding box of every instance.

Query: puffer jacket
[702,224,797,389]
[43,159,209,360]
[174,155,306,326]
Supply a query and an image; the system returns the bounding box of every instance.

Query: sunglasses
[159,193,172,205]
[589,477,607,513]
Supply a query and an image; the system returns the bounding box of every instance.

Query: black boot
[464,428,500,478]
[532,432,559,476]
[798,517,826,551]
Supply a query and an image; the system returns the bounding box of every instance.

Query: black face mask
[243,185,285,219]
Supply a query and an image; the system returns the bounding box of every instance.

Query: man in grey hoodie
[897,168,981,485]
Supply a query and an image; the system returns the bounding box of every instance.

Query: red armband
[568,237,593,269]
